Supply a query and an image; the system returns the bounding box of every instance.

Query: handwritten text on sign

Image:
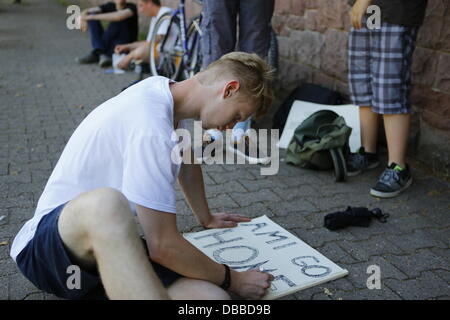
[183,215,348,300]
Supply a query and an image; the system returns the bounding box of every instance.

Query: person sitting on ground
[10,52,274,300]
[114,0,172,71]
[78,0,138,68]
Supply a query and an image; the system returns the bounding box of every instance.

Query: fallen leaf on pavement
[36,83,45,88]
[0,241,9,246]
[72,104,84,109]
[323,288,333,296]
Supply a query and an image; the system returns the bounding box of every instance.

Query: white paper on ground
[278,101,361,152]
[183,215,349,300]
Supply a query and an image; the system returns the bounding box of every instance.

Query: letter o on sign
[213,246,258,265]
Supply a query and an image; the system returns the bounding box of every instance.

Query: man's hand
[204,212,251,229]
[115,44,129,54]
[230,269,274,300]
[350,0,372,29]
[79,15,88,32]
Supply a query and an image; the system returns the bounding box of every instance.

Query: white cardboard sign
[183,215,349,300]
[278,101,361,152]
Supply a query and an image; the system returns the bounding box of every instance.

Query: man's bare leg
[167,278,231,300]
[383,113,410,168]
[360,106,380,153]
[57,187,170,300]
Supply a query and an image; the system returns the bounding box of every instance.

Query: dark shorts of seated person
[16,203,182,300]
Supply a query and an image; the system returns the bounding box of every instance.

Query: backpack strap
[329,147,347,182]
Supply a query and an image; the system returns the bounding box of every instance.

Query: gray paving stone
[175,199,191,216]
[433,269,450,283]
[229,188,282,207]
[24,292,45,300]
[267,199,318,217]
[340,256,409,290]
[8,272,40,300]
[293,286,326,300]
[204,180,247,198]
[384,249,449,278]
[430,247,450,262]
[0,259,19,278]
[271,185,318,201]
[426,229,450,248]
[176,215,199,233]
[237,178,287,192]
[337,236,406,262]
[332,286,402,300]
[0,276,8,300]
[384,271,450,300]
[316,242,359,265]
[292,227,356,248]
[272,213,315,230]
[202,172,218,186]
[219,202,274,219]
[0,243,10,262]
[386,229,448,252]
[207,194,240,210]
[208,169,257,184]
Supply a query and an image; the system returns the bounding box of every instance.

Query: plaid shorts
[348,19,419,114]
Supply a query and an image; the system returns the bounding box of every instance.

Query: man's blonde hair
[198,52,275,119]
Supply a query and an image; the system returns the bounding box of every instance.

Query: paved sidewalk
[0,0,449,300]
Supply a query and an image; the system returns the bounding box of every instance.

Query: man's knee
[65,187,134,235]
[168,278,231,300]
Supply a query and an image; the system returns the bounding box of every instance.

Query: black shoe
[99,54,112,68]
[78,52,99,64]
[370,163,413,198]
[346,147,380,176]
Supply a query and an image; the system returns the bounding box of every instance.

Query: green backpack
[286,110,352,182]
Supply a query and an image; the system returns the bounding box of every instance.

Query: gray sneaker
[370,163,413,198]
[99,54,112,68]
[346,147,380,177]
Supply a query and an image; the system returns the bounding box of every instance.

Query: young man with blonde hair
[11,52,274,300]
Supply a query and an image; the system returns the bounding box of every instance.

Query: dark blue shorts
[16,203,182,300]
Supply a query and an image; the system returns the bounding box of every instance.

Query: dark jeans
[88,19,135,56]
[201,0,275,68]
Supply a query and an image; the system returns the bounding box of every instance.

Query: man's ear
[223,80,240,99]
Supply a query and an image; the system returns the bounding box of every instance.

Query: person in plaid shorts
[347,0,428,198]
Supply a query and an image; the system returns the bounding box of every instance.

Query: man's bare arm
[136,205,272,299]
[82,6,101,15]
[177,162,212,227]
[84,8,134,23]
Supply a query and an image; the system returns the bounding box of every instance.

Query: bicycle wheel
[181,15,203,79]
[149,12,184,80]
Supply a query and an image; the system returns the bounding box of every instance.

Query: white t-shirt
[10,76,186,262]
[146,6,172,42]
